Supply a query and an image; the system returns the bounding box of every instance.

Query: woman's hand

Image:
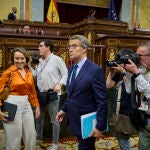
[35,106,40,119]
[0,111,9,122]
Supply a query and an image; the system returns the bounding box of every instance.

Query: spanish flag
[46,0,60,23]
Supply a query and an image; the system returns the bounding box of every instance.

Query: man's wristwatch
[121,73,126,77]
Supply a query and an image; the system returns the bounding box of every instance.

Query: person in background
[0,20,2,24]
[8,7,17,20]
[0,47,40,150]
[132,22,140,32]
[134,22,140,29]
[28,39,68,150]
[23,25,30,34]
[85,9,96,20]
[56,35,107,150]
[125,42,150,150]
[106,48,135,150]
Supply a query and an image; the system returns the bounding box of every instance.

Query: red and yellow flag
[46,0,60,23]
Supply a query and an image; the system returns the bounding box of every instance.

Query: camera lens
[106,61,117,67]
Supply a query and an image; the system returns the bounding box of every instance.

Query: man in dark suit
[56,35,108,150]
[8,7,17,20]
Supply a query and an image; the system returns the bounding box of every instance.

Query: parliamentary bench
[0,26,59,37]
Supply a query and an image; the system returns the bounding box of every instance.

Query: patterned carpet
[0,129,138,150]
[36,135,139,150]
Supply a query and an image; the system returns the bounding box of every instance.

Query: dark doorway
[44,0,122,24]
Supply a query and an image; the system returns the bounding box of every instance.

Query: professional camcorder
[106,51,140,67]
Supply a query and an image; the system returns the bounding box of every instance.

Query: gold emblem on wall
[88,32,92,44]
[107,48,116,61]
[60,51,67,62]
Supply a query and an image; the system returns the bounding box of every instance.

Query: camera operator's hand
[125,59,139,74]
[115,64,126,74]
[107,67,115,74]
[106,70,115,89]
[106,64,126,89]
[108,64,126,74]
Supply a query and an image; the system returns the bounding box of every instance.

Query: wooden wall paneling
[0,35,69,71]
[0,38,5,44]
[1,46,6,72]
[2,19,150,74]
[94,48,101,66]
[95,47,104,67]
[138,39,150,44]
[24,39,39,46]
[107,39,119,46]
[6,38,25,46]
[87,47,94,62]
[1,47,12,72]
[119,39,138,47]
[59,49,69,67]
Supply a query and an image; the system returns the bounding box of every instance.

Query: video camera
[106,52,140,67]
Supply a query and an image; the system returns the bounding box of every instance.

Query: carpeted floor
[0,129,139,150]
[36,135,139,150]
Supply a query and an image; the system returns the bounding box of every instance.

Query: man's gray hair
[70,35,89,51]
[139,42,150,55]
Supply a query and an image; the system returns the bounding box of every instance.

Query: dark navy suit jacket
[8,13,16,20]
[61,59,108,136]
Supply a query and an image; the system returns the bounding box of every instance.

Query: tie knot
[74,64,78,69]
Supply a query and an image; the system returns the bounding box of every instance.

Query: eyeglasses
[67,44,82,50]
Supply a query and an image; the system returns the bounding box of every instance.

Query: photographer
[125,42,150,150]
[106,48,134,150]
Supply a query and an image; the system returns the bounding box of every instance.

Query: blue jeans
[36,97,60,144]
[138,118,150,150]
[115,133,131,150]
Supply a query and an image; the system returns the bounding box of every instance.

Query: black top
[8,13,16,20]
[112,72,131,116]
